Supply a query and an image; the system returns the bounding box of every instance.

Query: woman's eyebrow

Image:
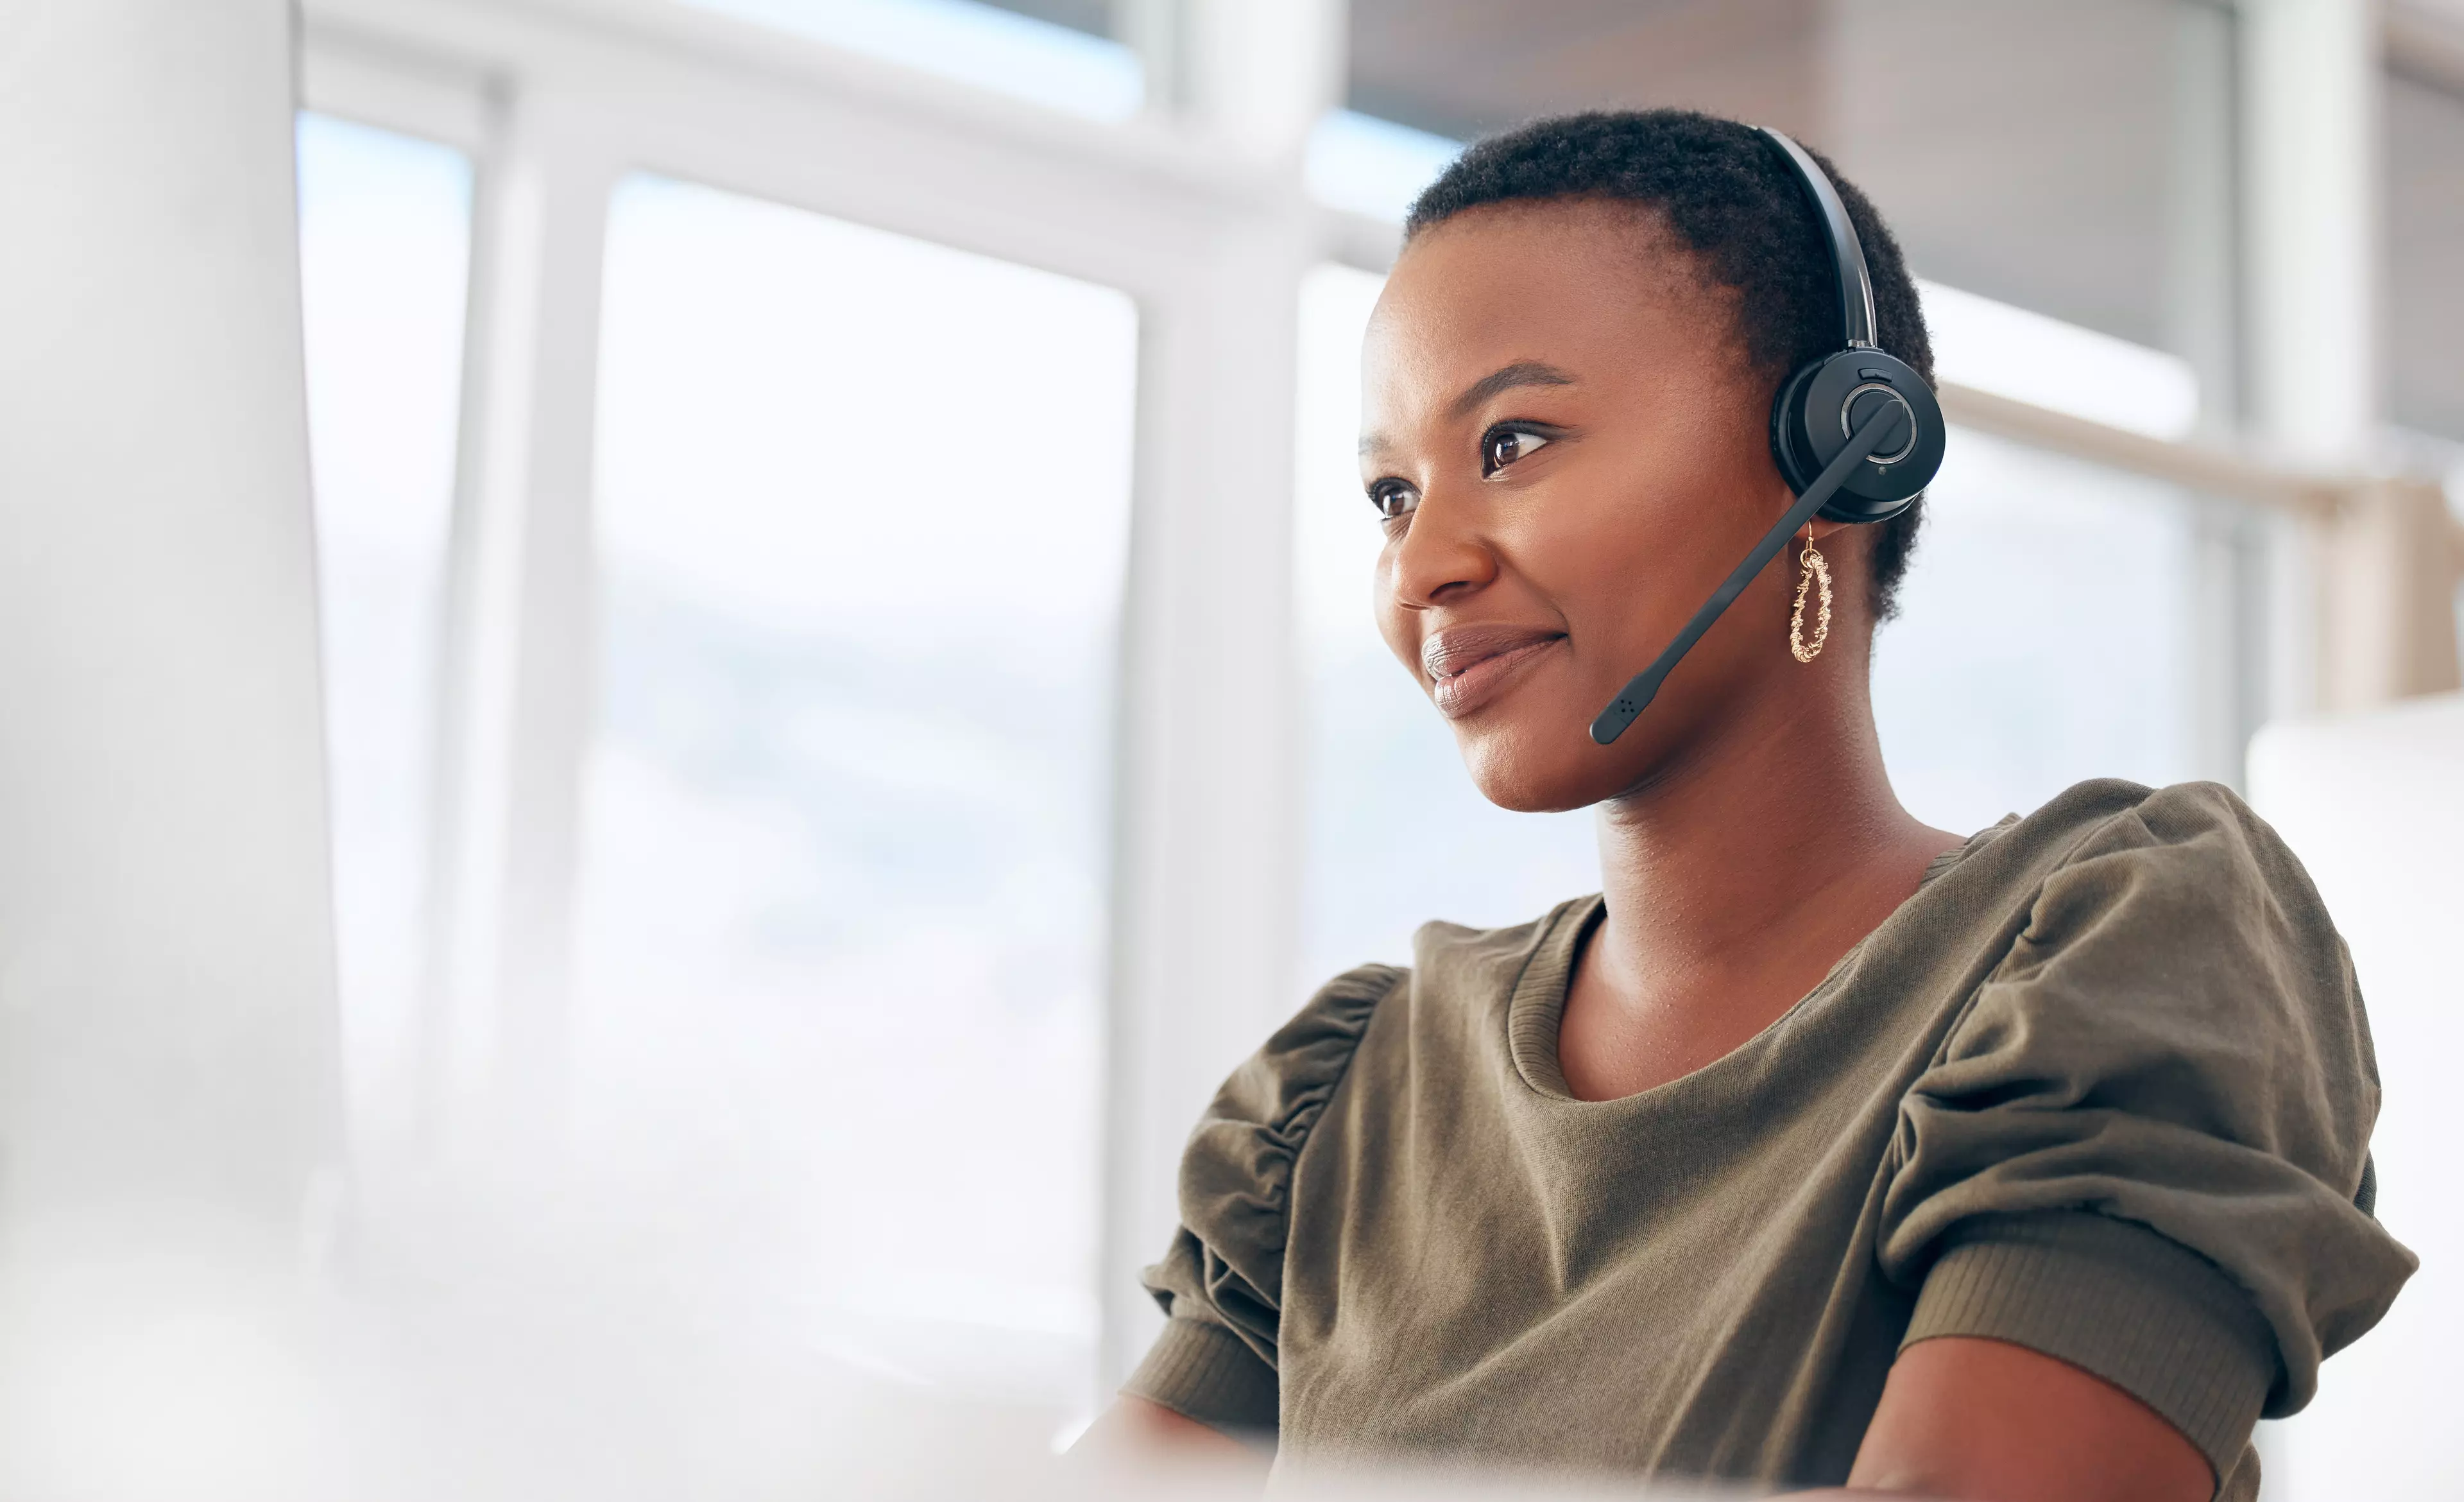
[1448,360,1576,420]
[1358,360,1580,458]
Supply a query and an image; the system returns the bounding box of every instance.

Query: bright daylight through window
[581,176,1138,1406]
[680,0,1142,120]
[296,112,472,1144]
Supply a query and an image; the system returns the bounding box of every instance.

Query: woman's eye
[1367,479,1419,521]
[1482,426,1552,476]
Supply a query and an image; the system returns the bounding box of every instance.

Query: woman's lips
[1422,624,1566,720]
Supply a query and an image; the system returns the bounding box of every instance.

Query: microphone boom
[1587,402,1908,746]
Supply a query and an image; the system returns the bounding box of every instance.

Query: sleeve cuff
[1904,1209,2275,1489]
[1121,1316,1279,1437]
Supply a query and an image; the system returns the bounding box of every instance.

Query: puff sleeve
[1879,782,2417,1483]
[1121,963,1401,1434]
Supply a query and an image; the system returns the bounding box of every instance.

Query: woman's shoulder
[1220,899,1595,1126]
[1406,894,1602,1004]
[1264,960,1408,1075]
[1940,777,2328,925]
[1884,777,2411,1429]
[1910,775,2373,1164]
[1918,777,2352,1040]
[1201,962,1408,1148]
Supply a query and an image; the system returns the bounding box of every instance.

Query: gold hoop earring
[1790,532,1831,664]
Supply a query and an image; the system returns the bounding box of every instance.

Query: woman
[1077,111,2412,1500]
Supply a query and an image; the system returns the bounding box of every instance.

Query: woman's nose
[1387,489,1499,610]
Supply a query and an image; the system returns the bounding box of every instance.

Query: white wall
[0,1,344,1492]
[2249,696,2464,1502]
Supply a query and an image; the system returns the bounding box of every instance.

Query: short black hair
[1405,109,1931,623]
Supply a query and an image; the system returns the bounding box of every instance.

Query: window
[578,175,1138,1408]
[1305,110,1462,222]
[680,0,1142,121]
[295,112,473,1142]
[1874,435,2214,834]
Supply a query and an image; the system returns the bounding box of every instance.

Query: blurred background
[2,0,2460,1497]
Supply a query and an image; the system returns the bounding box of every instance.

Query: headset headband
[1757,127,1877,351]
[1586,124,1942,747]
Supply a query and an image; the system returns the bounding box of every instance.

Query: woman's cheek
[1508,479,1645,598]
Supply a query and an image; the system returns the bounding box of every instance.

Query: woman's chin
[1455,722,1606,815]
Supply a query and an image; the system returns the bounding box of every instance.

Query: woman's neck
[1559,661,1958,1101]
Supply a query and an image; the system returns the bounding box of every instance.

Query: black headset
[1587,126,1944,746]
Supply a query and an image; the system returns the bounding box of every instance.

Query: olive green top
[1125,781,2415,1498]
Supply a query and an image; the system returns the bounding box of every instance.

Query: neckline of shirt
[1501,814,2015,1105]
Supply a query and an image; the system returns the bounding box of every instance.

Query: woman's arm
[1075,1342,2207,1499]
[1069,1397,1270,1476]
[1823,1336,2211,1502]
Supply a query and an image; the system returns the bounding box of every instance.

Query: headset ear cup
[1770,349,1944,523]
[1768,359,1826,493]
[1870,373,1944,505]
[1829,352,1943,518]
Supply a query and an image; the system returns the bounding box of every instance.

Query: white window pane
[680,0,1142,121]
[295,113,472,1143]
[1305,111,1464,221]
[1875,433,2202,834]
[581,176,1136,1410]
[1294,264,1596,991]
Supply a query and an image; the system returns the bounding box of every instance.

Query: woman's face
[1362,200,1837,813]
